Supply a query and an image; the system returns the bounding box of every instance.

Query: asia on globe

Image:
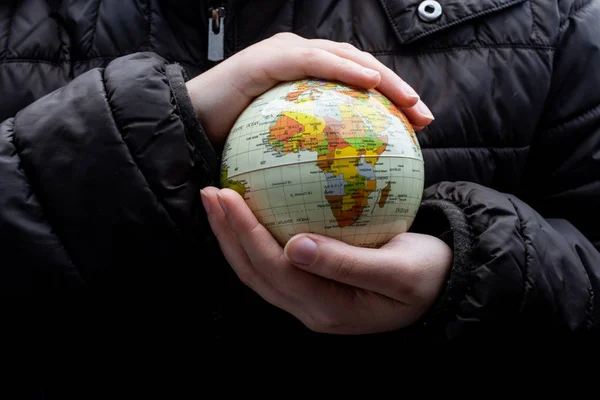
[220,78,424,248]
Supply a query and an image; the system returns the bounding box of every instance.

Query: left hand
[186,32,434,149]
[201,187,453,335]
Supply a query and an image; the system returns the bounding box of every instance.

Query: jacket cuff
[165,63,220,188]
[406,198,476,342]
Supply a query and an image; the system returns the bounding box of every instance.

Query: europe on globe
[220,78,425,248]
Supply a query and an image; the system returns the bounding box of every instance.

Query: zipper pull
[208,6,226,62]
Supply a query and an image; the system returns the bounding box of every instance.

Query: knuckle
[296,47,325,73]
[299,47,321,61]
[334,58,354,77]
[274,31,298,41]
[339,41,357,52]
[332,252,358,280]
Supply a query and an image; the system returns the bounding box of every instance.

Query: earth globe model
[219,78,425,248]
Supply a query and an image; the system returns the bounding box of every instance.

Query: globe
[219,78,425,248]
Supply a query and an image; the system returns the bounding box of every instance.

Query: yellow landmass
[355,103,388,133]
[278,111,326,152]
[219,166,246,198]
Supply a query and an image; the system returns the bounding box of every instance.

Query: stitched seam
[2,0,21,59]
[422,145,530,150]
[144,0,153,51]
[8,118,86,285]
[378,0,402,43]
[561,0,595,29]
[291,0,296,32]
[0,59,65,66]
[406,0,527,43]
[415,198,477,338]
[2,43,554,66]
[0,57,199,69]
[164,66,192,149]
[371,44,555,57]
[164,64,211,180]
[98,67,184,236]
[88,0,102,58]
[508,197,533,314]
[586,284,595,329]
[573,229,596,330]
[558,0,595,36]
[529,0,539,43]
[571,0,594,15]
[538,102,600,140]
[72,56,198,66]
[49,5,70,64]
[546,179,600,197]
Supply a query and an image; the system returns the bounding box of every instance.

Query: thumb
[283,233,416,302]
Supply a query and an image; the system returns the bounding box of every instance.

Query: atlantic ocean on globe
[219,78,425,248]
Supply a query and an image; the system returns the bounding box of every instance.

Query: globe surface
[220,79,424,248]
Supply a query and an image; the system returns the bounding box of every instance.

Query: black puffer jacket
[1,0,599,344]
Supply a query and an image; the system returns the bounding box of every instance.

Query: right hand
[186,32,435,148]
[200,186,452,335]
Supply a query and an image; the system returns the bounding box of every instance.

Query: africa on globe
[219,78,425,248]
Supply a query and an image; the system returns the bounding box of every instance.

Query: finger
[271,46,438,129]
[200,187,285,309]
[293,47,383,89]
[215,188,286,267]
[213,188,430,334]
[401,99,436,128]
[242,46,382,97]
[267,33,434,126]
[302,39,434,120]
[283,233,420,303]
[215,189,345,312]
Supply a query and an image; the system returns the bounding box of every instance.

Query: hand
[186,32,435,148]
[200,187,453,335]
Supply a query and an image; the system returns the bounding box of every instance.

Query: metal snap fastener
[418,0,442,22]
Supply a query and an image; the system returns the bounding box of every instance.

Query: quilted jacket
[1,0,599,345]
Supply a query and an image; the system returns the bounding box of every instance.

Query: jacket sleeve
[0,52,219,295]
[408,0,600,342]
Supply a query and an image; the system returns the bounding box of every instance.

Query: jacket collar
[378,0,527,44]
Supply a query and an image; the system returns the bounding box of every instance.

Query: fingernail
[416,99,435,120]
[216,191,227,214]
[200,190,210,214]
[402,81,420,100]
[362,67,380,78]
[285,236,318,265]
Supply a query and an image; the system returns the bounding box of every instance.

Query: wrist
[185,66,244,150]
[185,78,209,128]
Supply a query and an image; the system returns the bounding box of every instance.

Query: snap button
[418,0,443,22]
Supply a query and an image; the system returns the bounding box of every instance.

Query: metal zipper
[208,4,226,62]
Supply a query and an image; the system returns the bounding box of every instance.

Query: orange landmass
[388,105,419,147]
[339,113,365,140]
[323,117,349,154]
[285,82,311,102]
[268,115,305,142]
[378,182,391,208]
[339,89,370,102]
[326,179,377,227]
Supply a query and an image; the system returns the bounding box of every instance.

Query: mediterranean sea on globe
[220,78,424,248]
